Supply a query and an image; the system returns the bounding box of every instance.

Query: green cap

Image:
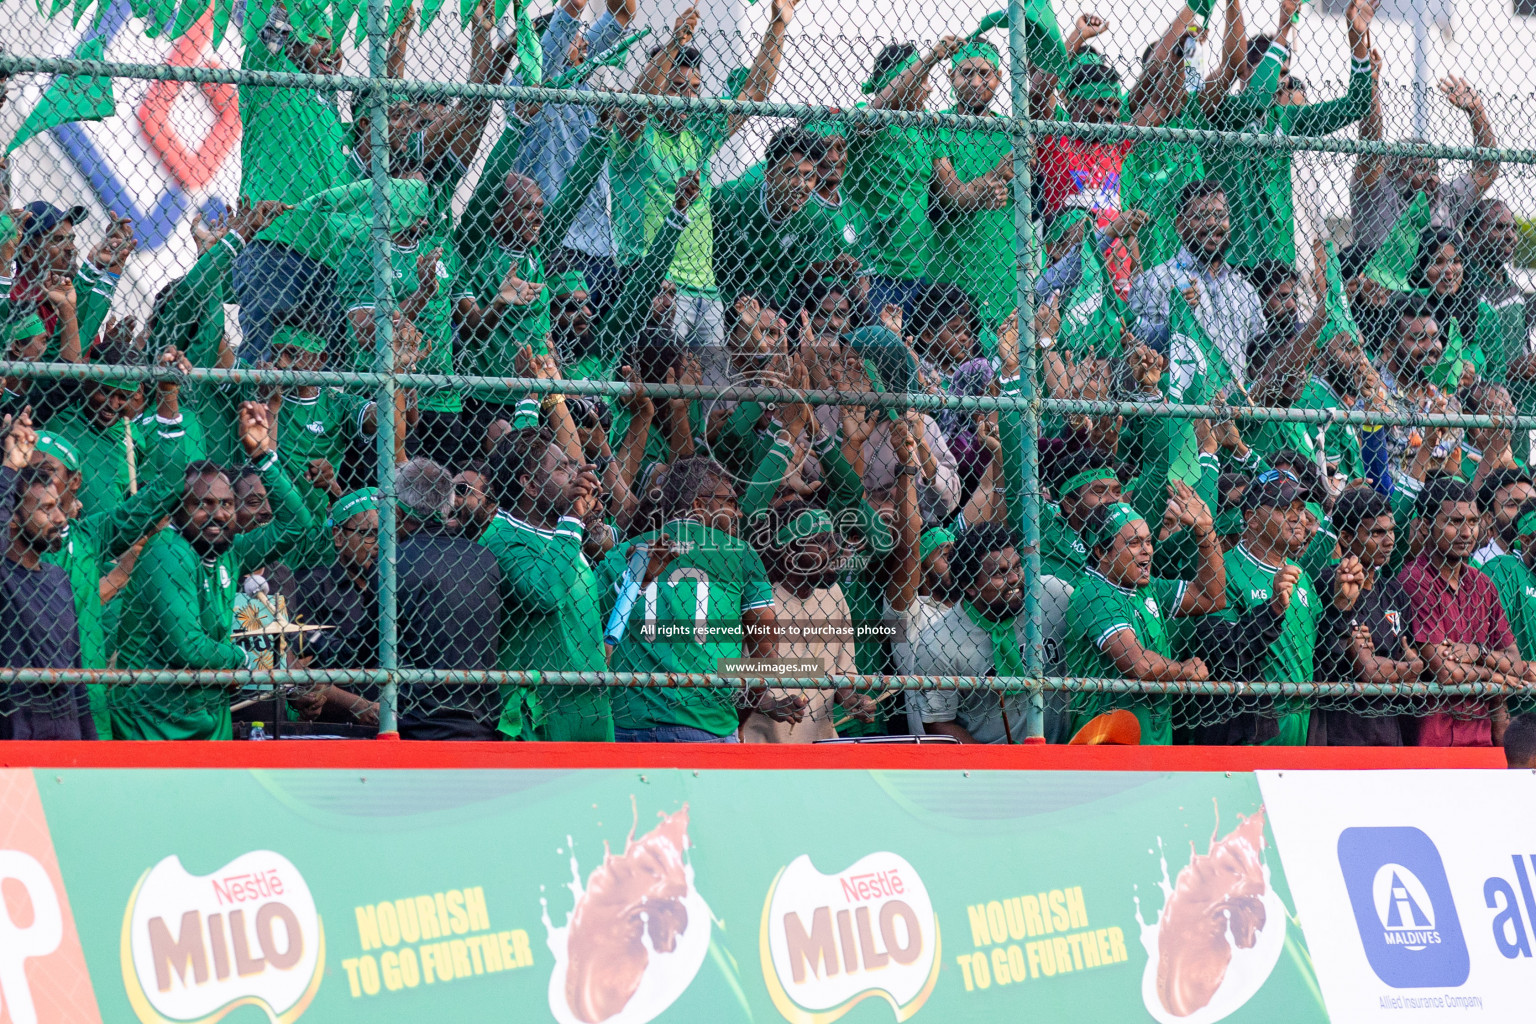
[1085,502,1146,551]
[862,49,922,95]
[33,432,80,473]
[550,271,589,297]
[845,325,918,395]
[774,507,835,546]
[952,40,1000,69]
[1065,78,1124,101]
[271,325,328,354]
[328,487,380,527]
[919,526,956,564]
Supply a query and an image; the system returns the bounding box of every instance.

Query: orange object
[1069,709,1143,745]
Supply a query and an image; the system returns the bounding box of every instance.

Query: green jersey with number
[601,517,775,736]
[1220,543,1319,743]
[1065,569,1185,745]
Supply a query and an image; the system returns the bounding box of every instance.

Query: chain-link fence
[1,0,1535,746]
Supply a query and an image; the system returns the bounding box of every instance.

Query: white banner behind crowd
[1262,770,1536,1023]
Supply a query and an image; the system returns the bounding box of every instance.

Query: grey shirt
[1350,174,1480,257]
[1130,248,1264,389]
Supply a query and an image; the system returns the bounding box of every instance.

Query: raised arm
[725,0,800,137]
[616,5,699,140]
[1286,0,1374,137]
[1438,76,1499,195]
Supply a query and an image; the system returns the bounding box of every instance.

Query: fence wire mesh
[1,0,1536,746]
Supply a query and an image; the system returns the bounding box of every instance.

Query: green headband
[97,375,141,394]
[271,324,328,354]
[775,508,835,546]
[550,271,589,296]
[1065,79,1125,101]
[329,487,379,526]
[1087,502,1145,551]
[1060,465,1118,498]
[0,212,14,245]
[1045,208,1091,247]
[919,526,956,564]
[33,432,79,473]
[862,50,922,95]
[951,40,1000,69]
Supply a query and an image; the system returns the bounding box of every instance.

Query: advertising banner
[1260,769,1531,1022]
[0,767,1323,1024]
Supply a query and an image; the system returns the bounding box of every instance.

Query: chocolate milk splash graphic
[553,805,696,1024]
[1136,805,1284,1023]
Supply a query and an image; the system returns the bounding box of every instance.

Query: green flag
[547,26,651,88]
[974,1,1072,80]
[255,178,434,269]
[7,37,115,153]
[514,2,543,86]
[1058,234,1129,356]
[1167,288,1246,406]
[1427,310,1468,390]
[1321,239,1362,348]
[1364,191,1431,292]
[1187,0,1215,22]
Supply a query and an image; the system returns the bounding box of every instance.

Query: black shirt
[1310,565,1413,746]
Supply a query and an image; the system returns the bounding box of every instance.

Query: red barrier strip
[0,741,1505,771]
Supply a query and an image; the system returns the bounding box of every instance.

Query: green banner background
[37,768,1326,1023]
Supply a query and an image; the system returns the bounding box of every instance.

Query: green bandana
[329,487,379,527]
[33,432,80,473]
[774,508,835,546]
[1065,79,1124,101]
[550,271,589,297]
[952,40,1000,69]
[1045,208,1091,247]
[1085,502,1145,551]
[271,325,328,354]
[862,50,922,95]
[961,600,1027,680]
[97,375,141,394]
[919,526,956,564]
[1059,465,1118,499]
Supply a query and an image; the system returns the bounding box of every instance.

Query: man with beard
[740,502,878,742]
[1311,487,1422,746]
[713,128,827,309]
[1374,294,1462,480]
[548,272,596,372]
[910,523,1031,743]
[1472,468,1536,566]
[602,457,789,742]
[1186,468,1364,745]
[1277,331,1374,490]
[1066,492,1225,745]
[111,402,313,740]
[8,201,129,365]
[1040,447,1123,582]
[1399,477,1533,746]
[1462,200,1536,462]
[0,431,94,739]
[1130,181,1264,390]
[481,429,615,741]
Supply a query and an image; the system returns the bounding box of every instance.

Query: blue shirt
[512,8,625,258]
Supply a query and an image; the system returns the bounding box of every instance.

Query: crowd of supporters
[0,0,1533,748]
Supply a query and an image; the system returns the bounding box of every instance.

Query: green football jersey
[1065,569,1186,745]
[1221,543,1321,744]
[463,244,550,403]
[275,389,372,476]
[480,513,612,742]
[844,122,938,282]
[1040,503,1087,581]
[602,517,775,736]
[712,175,842,308]
[934,110,1015,325]
[1481,554,1536,664]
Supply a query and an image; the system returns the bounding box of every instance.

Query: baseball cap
[18,201,88,246]
[1242,468,1302,511]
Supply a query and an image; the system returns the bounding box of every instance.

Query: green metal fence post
[366,0,401,735]
[1008,0,1046,741]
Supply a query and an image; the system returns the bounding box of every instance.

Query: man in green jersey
[1066,495,1225,745]
[1189,468,1363,744]
[1479,500,1536,666]
[1040,447,1123,581]
[612,0,799,349]
[1473,467,1536,566]
[484,427,617,741]
[602,457,787,741]
[713,128,833,309]
[111,402,313,740]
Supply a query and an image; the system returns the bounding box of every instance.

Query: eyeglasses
[339,525,380,538]
[453,482,482,498]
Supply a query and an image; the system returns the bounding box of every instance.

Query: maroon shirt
[1398,553,1515,747]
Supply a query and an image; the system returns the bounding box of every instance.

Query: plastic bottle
[250,721,269,741]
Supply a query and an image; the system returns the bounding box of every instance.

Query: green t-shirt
[1040,502,1087,581]
[1220,543,1320,744]
[338,237,469,412]
[935,110,1015,325]
[1065,568,1186,744]
[44,403,130,517]
[463,244,549,403]
[480,513,612,742]
[610,117,727,295]
[1481,554,1536,664]
[239,40,349,207]
[712,175,848,308]
[602,517,775,736]
[843,122,938,282]
[275,388,371,477]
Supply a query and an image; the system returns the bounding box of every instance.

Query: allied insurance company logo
[1336,827,1471,989]
[760,852,940,1024]
[121,850,325,1024]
